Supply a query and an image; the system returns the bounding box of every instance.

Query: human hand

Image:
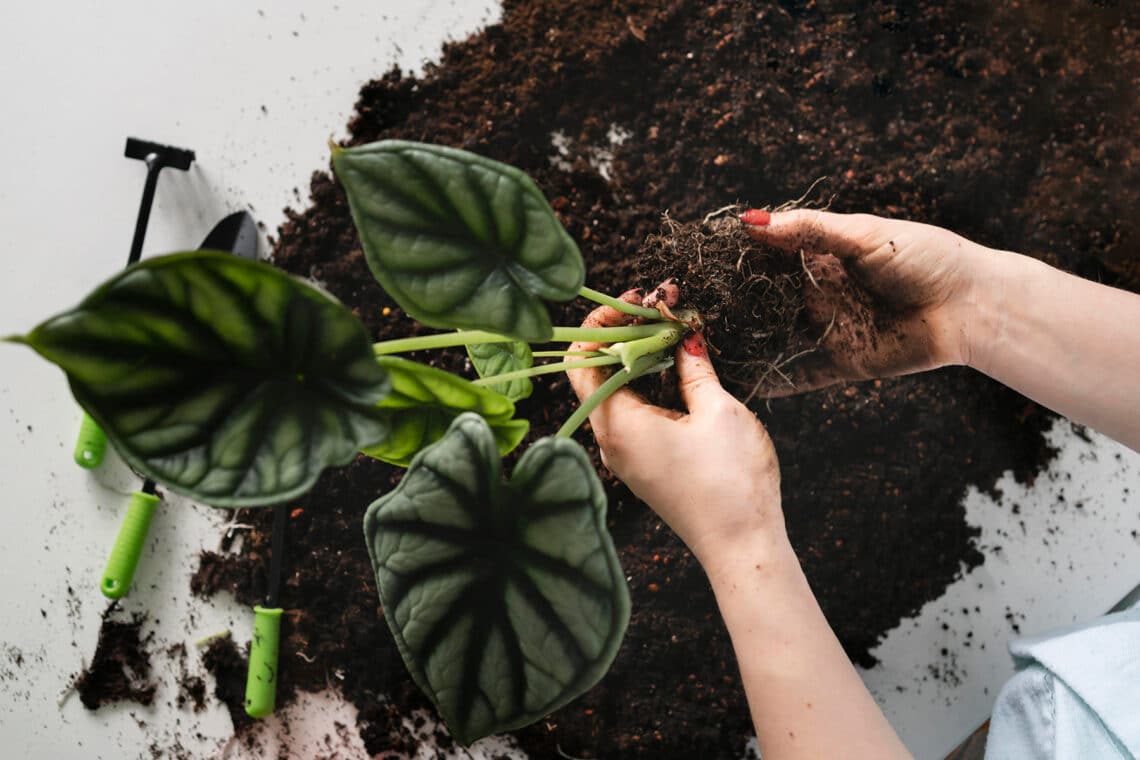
[566,289,786,566]
[741,208,993,394]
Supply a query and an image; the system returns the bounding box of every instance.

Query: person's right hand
[565,293,786,569]
[741,209,994,395]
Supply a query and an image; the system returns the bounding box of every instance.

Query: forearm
[703,533,911,760]
[967,250,1140,451]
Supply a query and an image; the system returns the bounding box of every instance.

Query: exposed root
[800,248,821,291]
[739,308,837,403]
[774,175,833,212]
[701,203,744,225]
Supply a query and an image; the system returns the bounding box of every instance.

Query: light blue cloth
[985,603,1140,759]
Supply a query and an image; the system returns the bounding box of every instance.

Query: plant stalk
[531,350,603,359]
[555,351,675,438]
[601,323,687,370]
[373,323,675,355]
[578,286,664,321]
[471,355,620,386]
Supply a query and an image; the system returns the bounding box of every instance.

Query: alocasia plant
[8,140,697,744]
[10,252,390,505]
[365,412,629,745]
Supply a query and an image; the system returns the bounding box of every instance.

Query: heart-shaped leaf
[364,413,629,745]
[11,252,390,506]
[332,140,585,342]
[466,340,534,402]
[362,357,528,467]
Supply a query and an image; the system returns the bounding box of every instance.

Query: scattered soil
[168,643,208,713]
[76,608,156,710]
[80,0,1138,757]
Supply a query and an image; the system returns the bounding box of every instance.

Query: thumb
[675,332,732,416]
[740,208,884,262]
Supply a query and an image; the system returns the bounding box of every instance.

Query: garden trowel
[99,211,258,600]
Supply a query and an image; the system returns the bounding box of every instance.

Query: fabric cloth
[984,602,1140,759]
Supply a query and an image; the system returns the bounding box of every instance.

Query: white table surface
[1,3,1136,758]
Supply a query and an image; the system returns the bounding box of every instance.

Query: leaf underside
[362,356,528,467]
[17,252,390,506]
[364,413,629,745]
[332,140,585,342]
[466,339,534,402]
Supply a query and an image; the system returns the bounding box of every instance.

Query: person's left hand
[565,288,786,567]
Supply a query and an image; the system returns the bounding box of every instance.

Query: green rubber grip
[100,491,160,599]
[244,606,284,718]
[74,412,107,468]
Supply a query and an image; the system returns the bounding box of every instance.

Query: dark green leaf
[13,252,390,506]
[364,413,629,745]
[332,140,585,342]
[362,357,528,467]
[466,340,533,402]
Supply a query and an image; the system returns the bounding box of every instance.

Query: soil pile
[186,1,1137,757]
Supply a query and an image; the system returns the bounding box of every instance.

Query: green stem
[556,352,675,438]
[532,350,602,358]
[373,323,674,354]
[549,324,673,343]
[374,330,510,355]
[472,356,620,386]
[602,324,687,369]
[578,286,664,321]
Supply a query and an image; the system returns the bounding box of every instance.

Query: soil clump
[76,608,156,710]
[638,214,812,393]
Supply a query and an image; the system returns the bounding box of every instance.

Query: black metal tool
[74,138,196,470]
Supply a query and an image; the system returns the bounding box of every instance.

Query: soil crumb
[76,608,156,710]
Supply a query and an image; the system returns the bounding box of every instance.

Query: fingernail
[739,209,771,226]
[682,332,707,358]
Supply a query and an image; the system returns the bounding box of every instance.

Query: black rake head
[124,137,195,171]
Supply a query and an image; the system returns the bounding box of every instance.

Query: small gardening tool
[244,501,288,718]
[74,138,196,469]
[226,213,289,718]
[99,211,257,600]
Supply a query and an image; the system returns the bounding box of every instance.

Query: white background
[0,2,1136,758]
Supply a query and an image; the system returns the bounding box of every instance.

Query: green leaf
[362,357,528,467]
[364,413,629,745]
[332,140,585,342]
[466,340,534,402]
[13,252,390,506]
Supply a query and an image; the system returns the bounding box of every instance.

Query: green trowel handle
[100,491,160,599]
[74,412,107,468]
[244,606,284,718]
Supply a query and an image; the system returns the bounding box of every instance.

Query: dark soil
[76,608,156,710]
[168,643,208,713]
[202,634,254,733]
[85,0,1139,757]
